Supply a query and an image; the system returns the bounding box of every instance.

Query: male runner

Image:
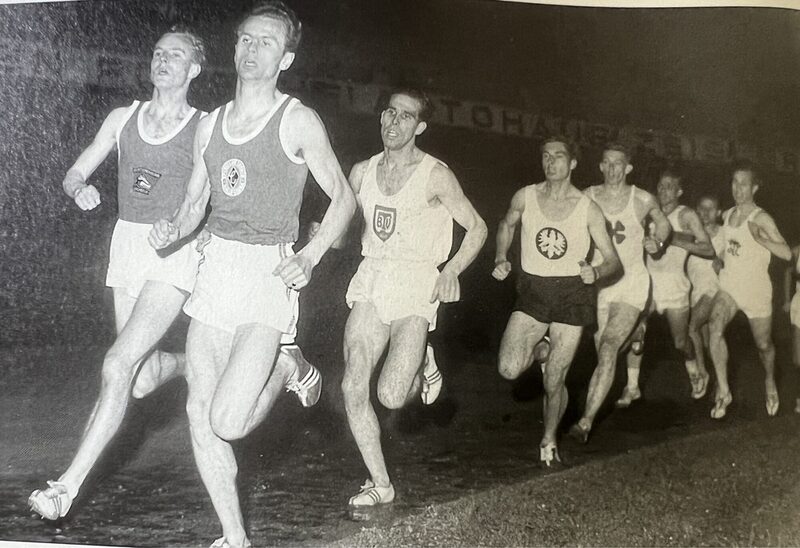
[29,27,207,521]
[570,143,671,441]
[149,3,355,546]
[342,89,487,508]
[643,170,714,398]
[707,162,790,419]
[494,136,621,466]
[687,194,725,388]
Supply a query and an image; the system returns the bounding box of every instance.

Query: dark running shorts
[514,272,596,327]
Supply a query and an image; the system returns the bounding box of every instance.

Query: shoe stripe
[425,370,442,382]
[367,489,380,503]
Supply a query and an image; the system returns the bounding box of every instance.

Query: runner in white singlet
[687,195,726,394]
[643,171,714,400]
[569,143,671,443]
[707,163,791,420]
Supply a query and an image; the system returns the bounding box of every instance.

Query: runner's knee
[100,349,136,389]
[376,374,409,409]
[209,404,247,442]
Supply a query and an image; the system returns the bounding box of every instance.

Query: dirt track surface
[1,315,797,547]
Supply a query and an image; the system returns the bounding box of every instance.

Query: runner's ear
[624,163,633,175]
[414,121,427,136]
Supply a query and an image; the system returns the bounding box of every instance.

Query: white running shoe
[766,391,779,417]
[710,392,732,419]
[615,386,642,408]
[535,335,551,374]
[283,345,322,408]
[209,537,251,548]
[28,481,73,520]
[690,372,710,400]
[348,479,395,507]
[539,442,562,467]
[421,344,442,405]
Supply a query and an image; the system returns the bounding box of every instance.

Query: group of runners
[25,2,798,547]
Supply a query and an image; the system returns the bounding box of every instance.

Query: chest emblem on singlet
[536,227,568,260]
[727,239,741,257]
[606,219,626,244]
[373,205,396,242]
[131,167,161,196]
[220,159,247,197]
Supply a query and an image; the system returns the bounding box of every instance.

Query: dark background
[1,0,799,351]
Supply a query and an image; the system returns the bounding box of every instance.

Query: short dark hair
[659,167,684,187]
[541,135,580,162]
[697,194,720,209]
[167,25,207,69]
[732,159,762,187]
[237,1,303,53]
[389,89,434,123]
[603,141,633,163]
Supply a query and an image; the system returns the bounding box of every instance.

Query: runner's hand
[578,260,597,284]
[149,219,179,250]
[492,260,512,281]
[196,229,212,252]
[274,253,313,290]
[74,184,101,211]
[431,270,460,303]
[643,236,662,255]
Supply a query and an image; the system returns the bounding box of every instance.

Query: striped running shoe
[28,481,73,520]
[348,479,395,507]
[421,344,442,405]
[283,345,322,408]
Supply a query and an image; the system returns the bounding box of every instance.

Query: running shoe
[766,390,779,417]
[710,392,732,419]
[421,344,442,405]
[568,422,591,444]
[535,335,551,374]
[28,481,73,520]
[283,345,322,408]
[689,372,710,400]
[209,537,251,548]
[348,479,395,507]
[614,386,642,408]
[539,442,562,467]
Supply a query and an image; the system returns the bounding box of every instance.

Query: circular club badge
[536,227,568,259]
[221,159,247,197]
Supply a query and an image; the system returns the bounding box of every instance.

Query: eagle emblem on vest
[536,227,568,259]
[221,159,247,197]
[373,205,396,242]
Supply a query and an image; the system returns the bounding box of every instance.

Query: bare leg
[665,306,707,397]
[184,320,247,547]
[708,291,737,418]
[749,315,778,416]
[616,315,647,407]
[541,323,582,446]
[342,302,391,488]
[689,294,715,388]
[497,311,550,381]
[578,302,641,431]
[57,282,186,497]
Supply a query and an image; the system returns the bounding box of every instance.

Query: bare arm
[641,191,671,254]
[492,188,526,281]
[62,106,130,210]
[274,105,356,288]
[148,114,213,249]
[749,210,791,261]
[783,246,800,312]
[429,164,488,302]
[670,208,714,258]
[586,201,621,281]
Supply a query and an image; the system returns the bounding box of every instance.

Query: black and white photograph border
[2,0,800,547]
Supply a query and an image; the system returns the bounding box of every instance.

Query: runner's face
[656,176,682,207]
[731,170,757,205]
[150,33,198,88]
[541,141,575,183]
[599,150,630,185]
[696,198,720,226]
[380,94,425,150]
[234,15,295,81]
